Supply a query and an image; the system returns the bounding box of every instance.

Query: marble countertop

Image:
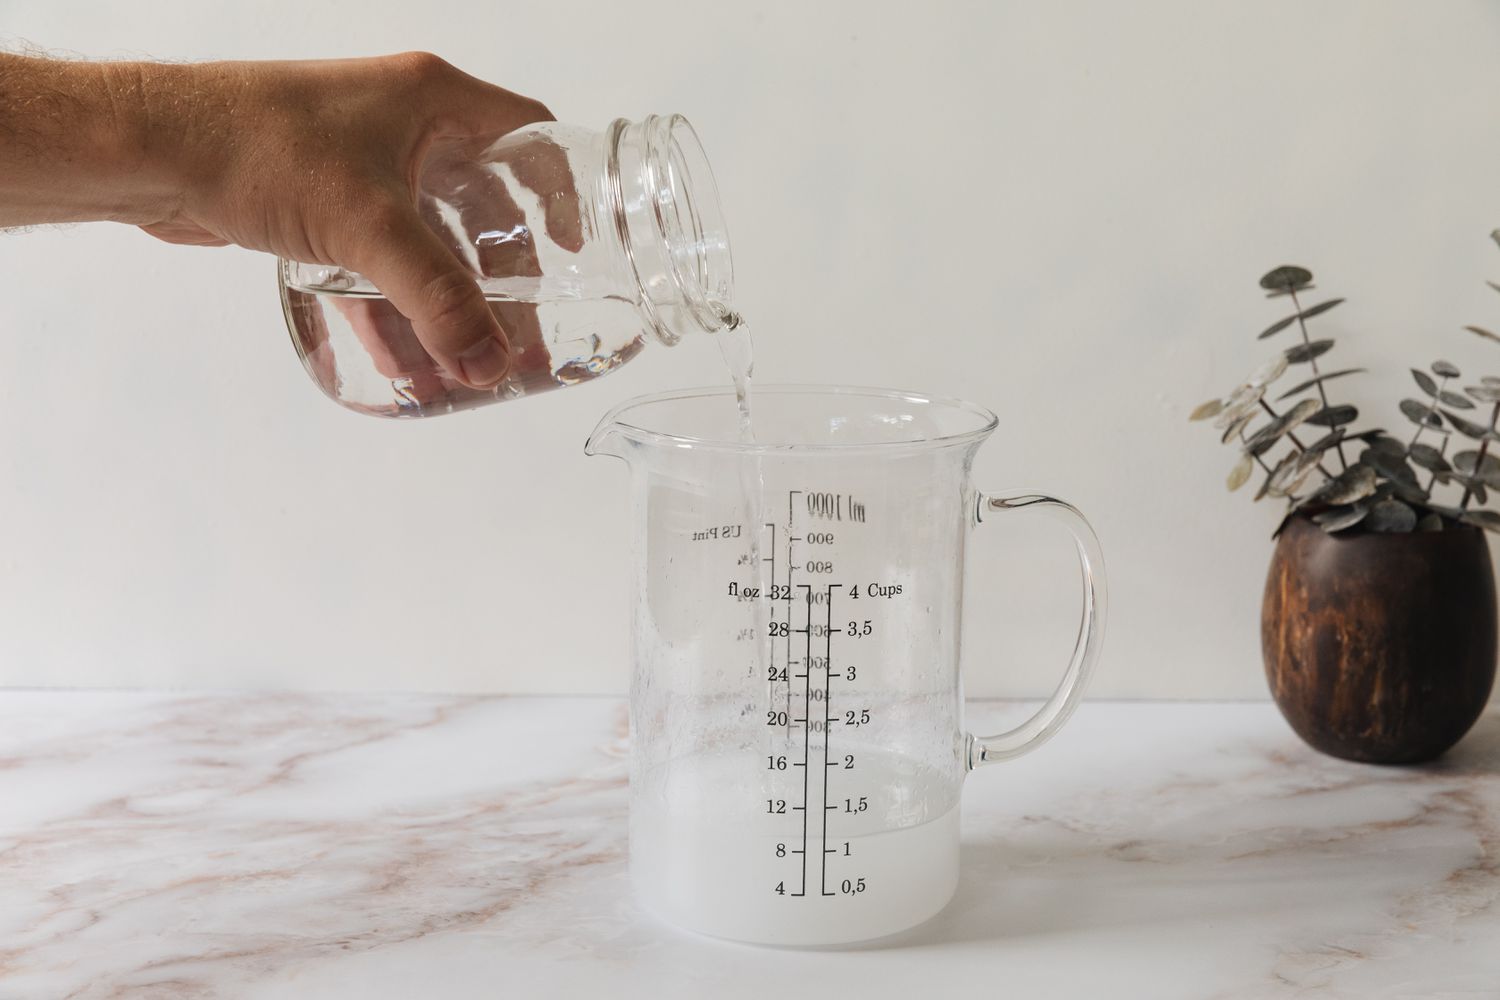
[0,692,1496,999]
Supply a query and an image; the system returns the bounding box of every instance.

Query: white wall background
[3,0,1500,698]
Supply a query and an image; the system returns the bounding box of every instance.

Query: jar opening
[608,115,735,344]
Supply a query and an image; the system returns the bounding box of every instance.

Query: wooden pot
[1262,513,1497,763]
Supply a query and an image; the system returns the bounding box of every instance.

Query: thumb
[351,206,511,389]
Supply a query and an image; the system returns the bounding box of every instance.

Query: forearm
[0,54,191,228]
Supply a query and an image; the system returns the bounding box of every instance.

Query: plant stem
[1287,286,1348,470]
[1423,435,1450,495]
[1239,429,1276,475]
[1404,374,1446,499]
[1258,398,1333,480]
[1459,400,1500,509]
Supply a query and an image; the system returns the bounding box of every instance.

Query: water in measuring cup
[631,750,960,946]
[282,283,647,417]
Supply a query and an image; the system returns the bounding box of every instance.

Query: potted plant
[1191,247,1500,763]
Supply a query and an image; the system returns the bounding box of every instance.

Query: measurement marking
[784,494,799,736]
[793,673,808,679]
[821,583,842,899]
[800,566,813,897]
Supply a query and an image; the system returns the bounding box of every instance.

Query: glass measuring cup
[586,386,1107,946]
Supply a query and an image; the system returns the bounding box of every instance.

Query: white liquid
[631,751,961,946]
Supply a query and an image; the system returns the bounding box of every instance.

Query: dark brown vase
[1262,513,1497,764]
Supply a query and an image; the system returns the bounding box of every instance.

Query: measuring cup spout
[583,407,631,461]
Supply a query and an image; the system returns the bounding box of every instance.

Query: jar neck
[605,115,735,346]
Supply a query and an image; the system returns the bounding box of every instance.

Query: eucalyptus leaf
[1284,470,1318,499]
[1453,450,1500,475]
[1243,399,1321,454]
[1295,298,1345,322]
[1462,509,1500,533]
[1275,368,1366,401]
[1483,376,1500,388]
[1466,326,1500,345]
[1257,314,1299,340]
[1398,398,1441,427]
[1408,442,1451,473]
[1432,359,1461,378]
[1220,410,1258,444]
[1213,384,1266,428]
[1265,452,1303,495]
[1305,428,1347,454]
[1411,368,1439,397]
[1360,446,1421,487]
[1306,404,1357,427]
[1284,339,1335,364]
[1452,474,1492,504]
[1312,503,1369,533]
[1247,354,1290,388]
[1466,384,1500,404]
[1440,390,1476,409]
[1390,479,1431,505]
[1308,464,1379,505]
[1189,399,1224,421]
[1454,451,1500,488]
[1226,454,1254,492]
[1285,448,1327,495]
[1366,435,1408,456]
[1259,265,1313,293]
[1441,409,1499,440]
[1490,281,1500,296]
[1415,512,1445,532]
[1366,499,1418,533]
[1254,452,1298,501]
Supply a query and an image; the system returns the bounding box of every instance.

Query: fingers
[502,136,585,253]
[423,153,542,279]
[139,220,231,247]
[349,203,511,389]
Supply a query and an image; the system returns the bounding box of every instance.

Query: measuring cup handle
[967,493,1107,769]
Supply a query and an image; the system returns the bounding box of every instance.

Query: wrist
[95,60,200,227]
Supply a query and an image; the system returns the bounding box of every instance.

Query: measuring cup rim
[586,384,1000,455]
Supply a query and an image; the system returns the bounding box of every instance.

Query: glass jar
[279,114,734,418]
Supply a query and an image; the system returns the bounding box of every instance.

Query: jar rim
[607,114,735,344]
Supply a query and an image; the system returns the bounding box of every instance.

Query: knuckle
[515,97,555,124]
[349,200,413,250]
[387,50,453,86]
[417,269,484,331]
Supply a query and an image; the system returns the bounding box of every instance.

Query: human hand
[287,129,585,413]
[135,53,558,389]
